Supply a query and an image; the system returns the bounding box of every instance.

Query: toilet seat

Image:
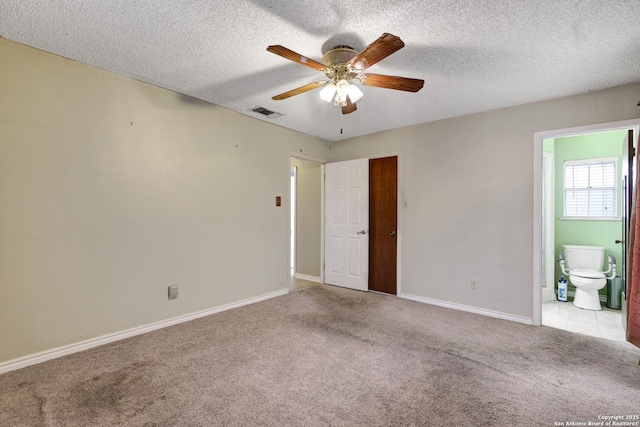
[569,274,606,288]
[570,268,605,279]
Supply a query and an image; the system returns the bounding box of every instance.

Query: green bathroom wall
[543,138,555,153]
[553,130,627,297]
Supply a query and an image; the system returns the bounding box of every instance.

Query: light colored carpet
[1,285,639,426]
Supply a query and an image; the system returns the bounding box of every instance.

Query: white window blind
[563,157,617,219]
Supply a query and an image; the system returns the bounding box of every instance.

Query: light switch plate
[168,284,178,299]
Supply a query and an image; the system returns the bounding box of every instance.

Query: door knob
[357,230,367,235]
[615,239,624,244]
[390,231,396,236]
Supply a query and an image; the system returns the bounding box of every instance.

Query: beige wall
[331,83,640,320]
[0,39,330,364]
[291,158,322,277]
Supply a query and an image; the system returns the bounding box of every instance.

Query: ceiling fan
[267,33,424,115]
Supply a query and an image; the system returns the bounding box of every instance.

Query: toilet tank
[563,245,604,270]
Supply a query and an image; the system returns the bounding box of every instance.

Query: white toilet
[559,245,615,311]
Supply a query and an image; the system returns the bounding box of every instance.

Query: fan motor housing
[321,47,357,67]
[322,47,360,80]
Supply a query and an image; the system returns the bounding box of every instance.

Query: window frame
[562,156,619,220]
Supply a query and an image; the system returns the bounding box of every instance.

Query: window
[563,157,617,219]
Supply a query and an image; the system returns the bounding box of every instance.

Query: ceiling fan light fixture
[334,94,348,107]
[347,84,363,103]
[320,83,337,102]
[333,79,350,107]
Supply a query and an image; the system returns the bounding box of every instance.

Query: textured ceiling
[2,1,640,141]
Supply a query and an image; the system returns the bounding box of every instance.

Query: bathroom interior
[542,130,629,341]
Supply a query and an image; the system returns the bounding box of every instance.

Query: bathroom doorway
[536,122,639,341]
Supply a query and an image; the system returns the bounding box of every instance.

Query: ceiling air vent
[249,106,283,119]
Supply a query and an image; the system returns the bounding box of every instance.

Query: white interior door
[324,159,369,291]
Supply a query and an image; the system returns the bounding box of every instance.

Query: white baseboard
[0,288,289,375]
[294,273,322,283]
[398,293,533,325]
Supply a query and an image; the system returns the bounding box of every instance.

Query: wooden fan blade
[267,45,327,72]
[272,80,328,100]
[348,33,405,71]
[342,96,357,115]
[359,73,424,92]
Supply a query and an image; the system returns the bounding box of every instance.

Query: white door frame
[533,119,640,326]
[290,165,296,275]
[542,152,555,302]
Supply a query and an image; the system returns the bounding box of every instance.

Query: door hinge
[632,147,636,157]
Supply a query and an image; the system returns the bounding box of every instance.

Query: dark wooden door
[369,156,397,294]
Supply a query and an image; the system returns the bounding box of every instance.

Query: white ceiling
[2,1,640,141]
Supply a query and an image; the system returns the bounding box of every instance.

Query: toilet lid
[570,268,605,279]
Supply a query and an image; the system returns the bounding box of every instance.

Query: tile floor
[542,299,626,341]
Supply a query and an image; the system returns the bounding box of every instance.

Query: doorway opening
[289,153,402,295]
[290,156,324,291]
[534,119,640,342]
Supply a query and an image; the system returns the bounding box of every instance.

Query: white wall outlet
[470,280,477,290]
[168,284,178,299]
